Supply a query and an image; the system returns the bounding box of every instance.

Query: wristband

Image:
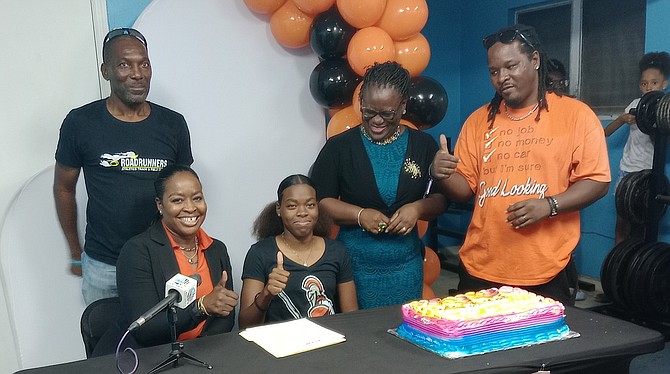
[254,292,268,312]
[71,260,82,266]
[546,196,559,218]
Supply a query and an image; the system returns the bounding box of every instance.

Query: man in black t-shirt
[54,28,193,305]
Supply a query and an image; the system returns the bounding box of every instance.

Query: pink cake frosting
[402,286,565,338]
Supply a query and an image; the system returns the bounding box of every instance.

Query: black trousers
[457,258,578,306]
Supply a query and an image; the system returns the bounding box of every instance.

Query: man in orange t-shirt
[431,24,610,305]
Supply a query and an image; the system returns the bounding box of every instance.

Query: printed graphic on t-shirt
[302,275,335,317]
[99,151,168,171]
[276,275,335,319]
[477,123,551,207]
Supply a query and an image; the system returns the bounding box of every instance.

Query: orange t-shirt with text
[455,93,610,285]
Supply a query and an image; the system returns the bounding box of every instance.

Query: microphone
[128,273,201,332]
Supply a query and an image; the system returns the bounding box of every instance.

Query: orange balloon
[423,247,440,285]
[415,219,427,237]
[347,27,395,76]
[292,0,335,15]
[336,0,387,28]
[376,0,428,40]
[327,105,360,138]
[270,1,314,48]
[351,81,363,117]
[422,283,436,299]
[400,119,417,130]
[394,33,430,77]
[244,0,287,14]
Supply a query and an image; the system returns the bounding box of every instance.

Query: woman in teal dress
[311,61,447,309]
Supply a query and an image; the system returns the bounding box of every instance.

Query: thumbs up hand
[204,270,239,317]
[267,251,290,296]
[430,134,459,180]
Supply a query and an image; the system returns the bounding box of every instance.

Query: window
[517,0,646,116]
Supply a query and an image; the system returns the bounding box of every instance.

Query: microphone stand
[147,303,212,374]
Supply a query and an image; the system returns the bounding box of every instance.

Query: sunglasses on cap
[103,28,147,49]
[483,29,535,50]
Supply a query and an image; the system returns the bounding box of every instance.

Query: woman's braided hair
[360,61,410,102]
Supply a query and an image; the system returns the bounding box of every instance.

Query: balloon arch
[244,0,445,296]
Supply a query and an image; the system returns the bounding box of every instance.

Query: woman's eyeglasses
[103,28,147,49]
[483,29,535,50]
[361,107,399,121]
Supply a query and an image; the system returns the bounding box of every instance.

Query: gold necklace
[281,232,314,267]
[179,237,198,252]
[181,238,199,264]
[504,102,539,121]
[361,125,401,145]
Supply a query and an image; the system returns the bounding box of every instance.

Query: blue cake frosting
[396,318,570,358]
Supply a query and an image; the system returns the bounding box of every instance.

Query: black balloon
[404,76,448,130]
[309,59,361,109]
[310,7,356,60]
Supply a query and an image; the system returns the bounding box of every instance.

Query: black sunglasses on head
[483,29,535,50]
[103,28,147,49]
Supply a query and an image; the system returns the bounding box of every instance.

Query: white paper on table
[239,318,346,358]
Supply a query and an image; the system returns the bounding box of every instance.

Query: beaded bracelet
[254,292,268,312]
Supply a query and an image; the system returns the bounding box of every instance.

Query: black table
[17,305,664,374]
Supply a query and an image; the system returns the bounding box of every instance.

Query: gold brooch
[404,158,422,179]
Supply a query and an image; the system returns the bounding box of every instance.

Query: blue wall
[108,0,670,279]
[107,0,152,28]
[646,0,670,53]
[421,1,463,144]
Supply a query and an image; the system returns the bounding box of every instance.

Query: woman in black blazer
[115,164,238,348]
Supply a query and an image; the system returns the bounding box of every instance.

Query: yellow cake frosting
[406,286,562,321]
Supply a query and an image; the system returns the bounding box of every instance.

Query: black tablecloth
[17,305,664,374]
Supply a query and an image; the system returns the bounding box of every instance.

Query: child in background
[546,58,570,96]
[547,58,585,301]
[604,51,670,244]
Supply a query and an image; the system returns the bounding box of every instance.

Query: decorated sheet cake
[392,286,575,358]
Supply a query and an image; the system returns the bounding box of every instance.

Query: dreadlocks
[360,61,410,101]
[485,25,549,128]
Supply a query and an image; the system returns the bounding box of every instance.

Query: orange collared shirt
[162,223,215,341]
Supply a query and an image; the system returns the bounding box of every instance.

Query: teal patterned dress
[311,126,438,309]
[337,130,423,308]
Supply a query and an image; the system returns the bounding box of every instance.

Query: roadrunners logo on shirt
[99,151,168,171]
